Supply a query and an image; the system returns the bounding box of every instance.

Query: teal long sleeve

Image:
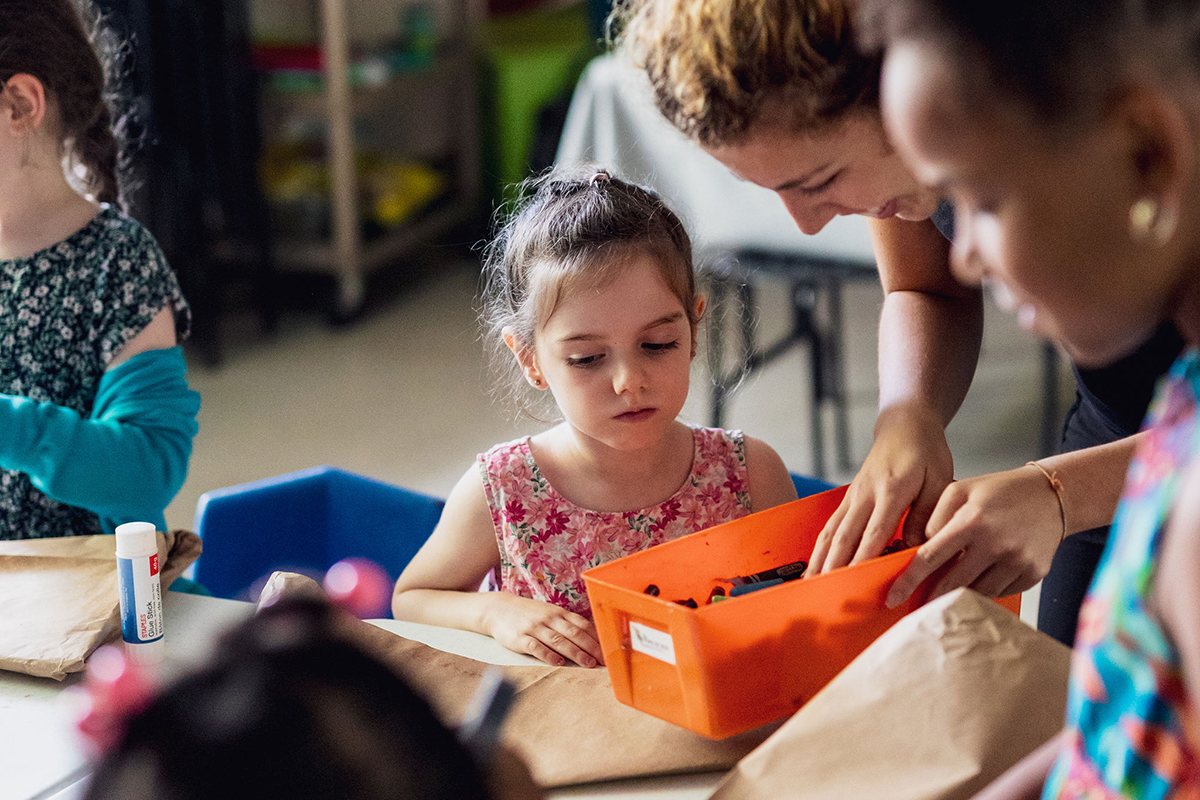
[0,346,200,534]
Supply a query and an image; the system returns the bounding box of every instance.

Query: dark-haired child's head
[0,0,126,207]
[84,600,536,800]
[481,168,702,423]
[612,0,941,234]
[860,0,1200,366]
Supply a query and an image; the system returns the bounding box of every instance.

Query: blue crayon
[728,577,784,597]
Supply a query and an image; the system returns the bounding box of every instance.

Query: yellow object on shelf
[260,142,445,236]
[362,157,444,229]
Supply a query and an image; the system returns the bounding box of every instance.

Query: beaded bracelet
[1026,461,1066,542]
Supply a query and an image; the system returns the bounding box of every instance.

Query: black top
[928,200,1183,451]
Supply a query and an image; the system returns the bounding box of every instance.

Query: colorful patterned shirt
[478,426,753,618]
[1043,350,1200,800]
[0,205,190,539]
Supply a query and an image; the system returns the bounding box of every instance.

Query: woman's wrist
[873,400,945,440]
[1024,461,1067,542]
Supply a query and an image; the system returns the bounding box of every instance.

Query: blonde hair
[612,0,880,145]
[480,167,697,419]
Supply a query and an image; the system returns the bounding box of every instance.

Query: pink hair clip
[75,645,156,755]
[323,557,393,619]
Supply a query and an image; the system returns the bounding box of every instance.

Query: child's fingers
[518,634,569,666]
[540,620,601,668]
[560,612,606,665]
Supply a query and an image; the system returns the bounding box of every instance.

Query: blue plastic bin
[791,472,835,499]
[194,466,444,607]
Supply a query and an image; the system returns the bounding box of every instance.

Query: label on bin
[629,621,676,664]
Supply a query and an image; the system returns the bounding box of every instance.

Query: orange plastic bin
[582,485,1020,739]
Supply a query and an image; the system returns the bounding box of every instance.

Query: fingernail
[885,591,901,609]
[585,657,596,667]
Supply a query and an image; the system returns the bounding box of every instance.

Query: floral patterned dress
[0,205,190,539]
[478,426,753,618]
[1043,350,1200,800]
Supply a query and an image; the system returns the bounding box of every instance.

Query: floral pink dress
[478,426,753,618]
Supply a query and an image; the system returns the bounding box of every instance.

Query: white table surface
[2,594,723,800]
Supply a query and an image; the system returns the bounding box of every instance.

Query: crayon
[724,558,808,587]
[729,577,784,597]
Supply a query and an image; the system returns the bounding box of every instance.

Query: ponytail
[77,99,120,207]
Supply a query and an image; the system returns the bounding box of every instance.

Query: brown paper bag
[348,617,778,787]
[712,589,1071,800]
[253,571,773,786]
[0,531,202,680]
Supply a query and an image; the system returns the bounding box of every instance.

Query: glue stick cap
[115,521,157,558]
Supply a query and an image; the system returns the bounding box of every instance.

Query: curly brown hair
[611,0,880,146]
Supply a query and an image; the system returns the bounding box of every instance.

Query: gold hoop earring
[1129,197,1177,246]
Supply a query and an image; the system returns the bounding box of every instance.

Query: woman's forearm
[878,289,983,425]
[870,216,984,427]
[1036,434,1142,536]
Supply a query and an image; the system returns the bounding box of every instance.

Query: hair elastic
[590,170,611,186]
[1026,461,1066,542]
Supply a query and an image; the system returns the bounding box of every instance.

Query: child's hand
[485,594,605,668]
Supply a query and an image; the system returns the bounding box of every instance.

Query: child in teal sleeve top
[0,0,200,539]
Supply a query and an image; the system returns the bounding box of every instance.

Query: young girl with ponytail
[0,0,199,539]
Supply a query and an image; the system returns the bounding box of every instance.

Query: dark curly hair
[0,0,132,209]
[856,0,1200,128]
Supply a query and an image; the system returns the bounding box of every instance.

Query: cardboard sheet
[349,619,777,787]
[0,531,202,680]
[711,589,1071,800]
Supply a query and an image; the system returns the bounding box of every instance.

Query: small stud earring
[1129,197,1177,246]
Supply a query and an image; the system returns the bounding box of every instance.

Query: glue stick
[115,521,164,664]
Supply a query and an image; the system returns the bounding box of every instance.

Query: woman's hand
[808,403,954,575]
[484,593,605,668]
[886,464,1064,607]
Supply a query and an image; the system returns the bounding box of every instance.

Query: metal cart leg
[790,280,825,479]
[707,275,730,428]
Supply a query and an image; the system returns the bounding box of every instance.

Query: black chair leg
[1040,342,1062,457]
[826,277,853,473]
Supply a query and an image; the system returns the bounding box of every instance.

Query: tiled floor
[166,256,1074,621]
